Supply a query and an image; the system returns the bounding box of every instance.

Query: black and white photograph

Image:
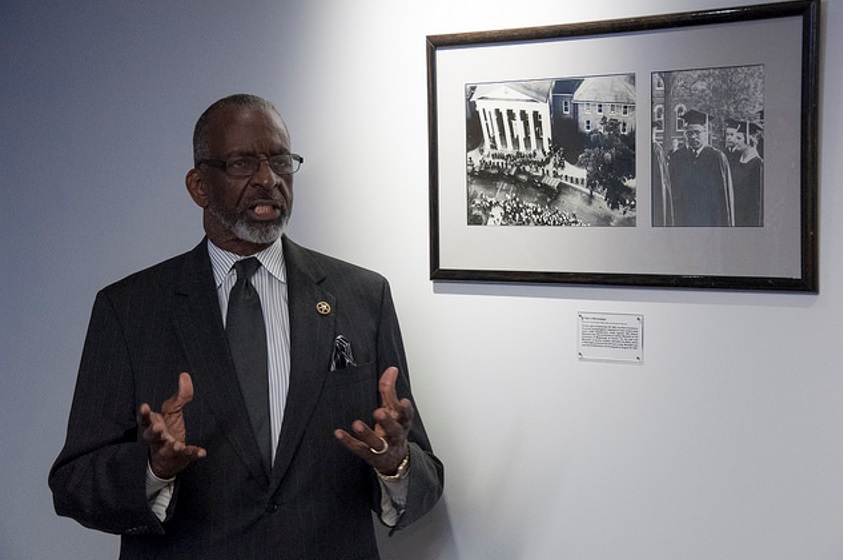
[652,66,764,228]
[465,74,636,228]
[428,0,817,290]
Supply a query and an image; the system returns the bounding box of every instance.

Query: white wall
[2,1,841,559]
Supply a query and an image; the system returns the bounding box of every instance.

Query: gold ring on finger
[369,436,389,455]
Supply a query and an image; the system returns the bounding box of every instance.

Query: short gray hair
[192,94,287,165]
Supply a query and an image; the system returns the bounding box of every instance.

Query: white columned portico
[470,81,554,156]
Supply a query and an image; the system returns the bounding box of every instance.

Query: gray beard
[208,204,287,245]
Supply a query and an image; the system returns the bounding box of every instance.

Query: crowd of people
[468,191,585,226]
[468,146,566,179]
[467,146,593,227]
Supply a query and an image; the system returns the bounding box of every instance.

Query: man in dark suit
[668,109,735,227]
[49,94,444,559]
[723,117,742,169]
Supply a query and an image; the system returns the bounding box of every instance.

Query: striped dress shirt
[208,237,290,462]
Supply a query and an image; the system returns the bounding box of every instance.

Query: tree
[659,66,764,148]
[576,117,636,210]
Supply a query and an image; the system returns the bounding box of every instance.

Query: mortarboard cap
[736,121,763,136]
[724,117,740,130]
[682,109,709,127]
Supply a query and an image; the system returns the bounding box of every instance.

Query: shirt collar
[207,236,286,288]
[739,146,760,163]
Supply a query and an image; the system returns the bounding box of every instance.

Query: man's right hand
[138,372,207,479]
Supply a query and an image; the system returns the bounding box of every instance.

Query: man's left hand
[334,366,413,475]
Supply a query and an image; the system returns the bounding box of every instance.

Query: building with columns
[470,80,553,156]
[469,75,636,159]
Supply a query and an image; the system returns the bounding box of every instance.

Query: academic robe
[668,145,735,227]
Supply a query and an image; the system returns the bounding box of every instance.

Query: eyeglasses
[198,154,304,176]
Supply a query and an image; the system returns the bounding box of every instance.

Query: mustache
[242,194,289,212]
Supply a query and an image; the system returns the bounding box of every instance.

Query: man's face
[188,106,294,254]
[684,125,707,151]
[725,127,738,151]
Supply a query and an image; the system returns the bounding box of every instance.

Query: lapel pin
[316,301,331,315]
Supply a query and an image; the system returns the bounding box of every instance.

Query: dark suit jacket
[668,145,734,227]
[49,237,444,560]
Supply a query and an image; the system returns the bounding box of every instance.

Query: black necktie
[226,257,272,472]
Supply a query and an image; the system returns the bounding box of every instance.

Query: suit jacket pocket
[322,361,376,388]
[318,361,378,428]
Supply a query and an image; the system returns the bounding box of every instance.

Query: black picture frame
[427,0,819,291]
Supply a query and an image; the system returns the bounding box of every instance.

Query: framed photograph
[427,0,819,291]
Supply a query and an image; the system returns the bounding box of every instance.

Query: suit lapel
[270,238,336,490]
[172,240,270,486]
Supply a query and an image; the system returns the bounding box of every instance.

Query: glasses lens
[225,156,259,176]
[269,154,300,175]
